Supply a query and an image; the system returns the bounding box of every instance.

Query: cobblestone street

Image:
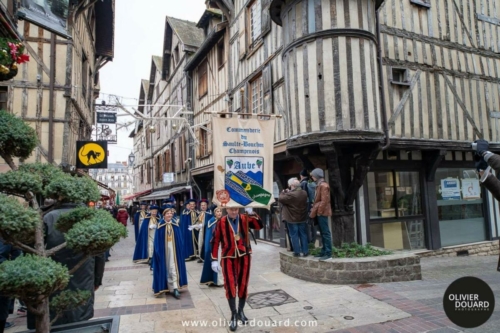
[5,224,500,332]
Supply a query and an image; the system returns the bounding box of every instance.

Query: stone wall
[418,240,500,258]
[280,252,422,284]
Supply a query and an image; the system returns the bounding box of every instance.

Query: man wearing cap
[181,199,199,261]
[309,168,332,261]
[133,205,161,266]
[133,202,148,243]
[211,208,263,331]
[152,206,187,299]
[196,199,213,263]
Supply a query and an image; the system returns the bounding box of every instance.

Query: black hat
[198,198,209,204]
[186,198,196,204]
[149,205,160,210]
[300,169,309,177]
[140,201,147,206]
[162,198,173,204]
[162,204,175,214]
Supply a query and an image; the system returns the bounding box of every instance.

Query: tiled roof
[166,16,204,48]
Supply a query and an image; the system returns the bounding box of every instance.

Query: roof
[152,55,163,72]
[197,8,223,28]
[185,22,227,72]
[270,0,386,26]
[141,79,149,95]
[166,16,204,48]
[95,0,115,59]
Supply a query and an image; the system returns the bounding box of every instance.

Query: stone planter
[280,251,422,284]
[20,316,120,333]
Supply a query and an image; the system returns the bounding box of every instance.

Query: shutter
[245,81,251,113]
[238,9,247,59]
[207,121,213,155]
[195,127,201,159]
[261,0,272,37]
[262,64,273,114]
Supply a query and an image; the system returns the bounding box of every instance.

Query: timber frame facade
[0,0,114,171]
[133,0,500,252]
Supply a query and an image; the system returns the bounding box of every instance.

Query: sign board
[441,178,461,200]
[18,0,70,38]
[163,172,174,183]
[97,112,117,124]
[92,124,117,144]
[212,116,276,208]
[462,179,481,200]
[76,141,108,169]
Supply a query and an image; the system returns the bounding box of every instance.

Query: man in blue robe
[200,207,223,286]
[133,202,148,243]
[152,206,187,299]
[196,199,213,263]
[180,199,199,261]
[133,205,160,265]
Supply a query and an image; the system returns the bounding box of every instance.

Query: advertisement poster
[441,178,461,200]
[18,0,70,38]
[212,116,275,208]
[461,179,481,200]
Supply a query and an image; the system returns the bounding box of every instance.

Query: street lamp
[128,152,135,167]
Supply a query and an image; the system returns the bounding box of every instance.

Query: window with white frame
[250,75,263,114]
[249,0,262,44]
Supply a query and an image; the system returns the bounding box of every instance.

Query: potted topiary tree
[0,110,127,333]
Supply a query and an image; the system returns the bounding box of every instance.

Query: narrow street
[6,224,499,333]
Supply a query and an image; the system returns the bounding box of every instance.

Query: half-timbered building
[0,1,115,170]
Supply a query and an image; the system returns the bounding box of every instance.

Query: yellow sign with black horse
[76,141,108,169]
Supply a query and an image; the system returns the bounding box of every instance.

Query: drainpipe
[376,9,390,150]
[48,33,56,162]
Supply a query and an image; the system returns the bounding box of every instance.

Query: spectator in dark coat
[0,238,21,332]
[116,206,129,226]
[27,203,106,329]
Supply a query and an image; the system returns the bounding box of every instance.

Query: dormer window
[174,46,179,65]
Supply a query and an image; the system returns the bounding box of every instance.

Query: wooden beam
[23,42,60,86]
[443,74,483,139]
[345,145,381,207]
[452,0,476,48]
[388,70,421,126]
[423,150,447,181]
[477,13,500,26]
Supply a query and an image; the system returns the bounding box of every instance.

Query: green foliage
[0,110,38,160]
[66,209,127,256]
[331,242,393,258]
[50,290,91,313]
[45,173,100,203]
[0,255,69,301]
[56,206,97,233]
[0,194,39,243]
[0,170,43,197]
[18,163,65,188]
[309,242,393,258]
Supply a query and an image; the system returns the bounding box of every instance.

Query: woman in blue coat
[152,206,187,299]
[200,207,224,286]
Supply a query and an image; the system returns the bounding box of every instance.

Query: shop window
[366,171,425,250]
[435,168,486,247]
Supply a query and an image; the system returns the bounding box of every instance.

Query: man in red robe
[210,207,263,331]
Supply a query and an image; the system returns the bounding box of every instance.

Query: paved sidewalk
[5,223,499,333]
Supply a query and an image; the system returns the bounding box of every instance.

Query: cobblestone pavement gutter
[5,223,499,332]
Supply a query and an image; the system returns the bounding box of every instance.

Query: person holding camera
[473,139,500,272]
[279,178,309,257]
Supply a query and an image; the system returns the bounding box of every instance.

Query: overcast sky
[98,0,206,164]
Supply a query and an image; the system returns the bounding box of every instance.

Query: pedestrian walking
[116,205,129,227]
[133,205,160,266]
[152,207,187,299]
[196,199,213,263]
[133,202,148,243]
[210,208,263,331]
[200,207,224,286]
[180,199,199,261]
[279,178,309,257]
[309,168,333,261]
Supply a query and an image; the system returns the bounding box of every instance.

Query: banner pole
[203,111,282,118]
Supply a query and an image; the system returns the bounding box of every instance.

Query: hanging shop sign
[97,112,117,124]
[17,0,70,38]
[76,141,108,169]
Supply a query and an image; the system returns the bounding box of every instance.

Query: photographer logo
[443,276,495,328]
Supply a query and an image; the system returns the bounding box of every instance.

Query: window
[366,171,425,250]
[140,165,144,184]
[146,161,151,184]
[249,0,262,44]
[198,59,208,98]
[391,67,410,86]
[81,53,88,103]
[217,39,225,68]
[174,45,180,65]
[250,75,263,114]
[200,128,208,157]
[307,0,316,33]
[410,0,431,9]
[0,87,7,110]
[164,150,170,173]
[146,132,151,148]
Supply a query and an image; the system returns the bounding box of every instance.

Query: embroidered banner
[212,116,275,209]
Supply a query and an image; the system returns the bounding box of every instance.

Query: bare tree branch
[46,242,67,257]
[12,241,40,255]
[68,256,90,275]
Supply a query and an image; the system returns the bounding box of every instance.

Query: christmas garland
[0,37,29,77]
